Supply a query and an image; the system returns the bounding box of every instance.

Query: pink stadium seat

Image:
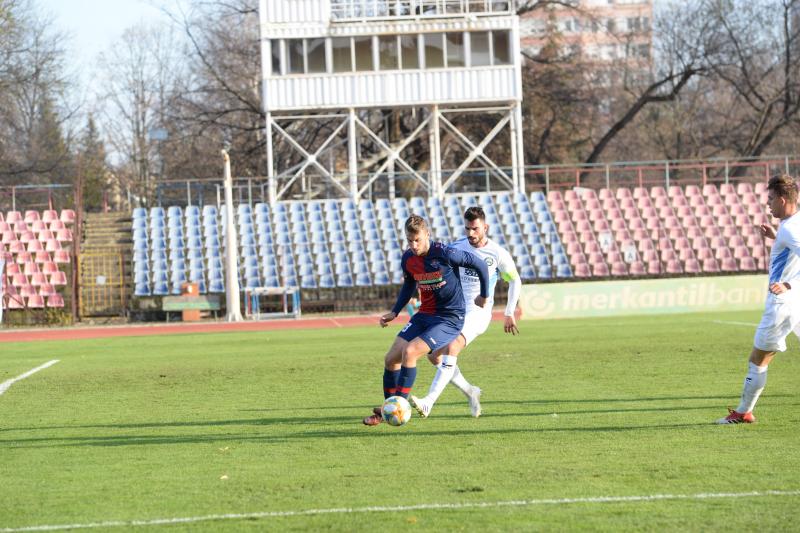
[720,183,735,195]
[49,271,67,285]
[673,236,690,250]
[27,295,44,308]
[56,229,73,242]
[683,185,699,197]
[13,220,28,232]
[23,262,40,276]
[593,219,610,233]
[1,230,15,243]
[609,218,626,232]
[557,220,574,233]
[650,186,667,198]
[38,230,54,241]
[737,182,754,195]
[602,198,619,210]
[49,219,65,231]
[616,187,632,200]
[715,247,732,260]
[689,196,706,208]
[720,258,738,272]
[611,262,628,276]
[607,251,623,264]
[746,235,763,249]
[592,262,610,277]
[41,261,58,274]
[574,220,592,233]
[662,250,679,263]
[655,197,671,209]
[31,220,47,233]
[41,210,58,222]
[46,294,64,308]
[26,240,43,253]
[550,199,565,211]
[19,284,36,297]
[564,190,578,201]
[0,221,11,233]
[5,262,20,275]
[553,210,570,223]
[722,226,741,239]
[684,259,701,273]
[633,187,648,199]
[666,260,683,274]
[53,250,70,264]
[574,263,591,277]
[679,248,696,261]
[647,261,661,274]
[570,252,587,267]
[45,239,61,252]
[579,231,597,245]
[703,184,719,196]
[684,227,703,240]
[60,209,76,224]
[702,258,720,272]
[619,197,636,210]
[587,252,605,264]
[547,190,563,202]
[695,247,714,261]
[599,188,614,200]
[711,204,728,217]
[751,245,765,258]
[38,283,56,296]
[739,257,757,271]
[646,218,662,231]
[629,261,646,275]
[24,210,40,223]
[29,272,46,286]
[589,208,606,222]
[5,211,22,224]
[585,199,601,210]
[642,249,659,263]
[706,195,722,207]
[567,199,583,211]
[636,196,653,209]
[735,214,753,228]
[15,250,31,263]
[6,294,25,310]
[709,236,727,249]
[567,242,583,255]
[18,230,35,243]
[1,251,12,263]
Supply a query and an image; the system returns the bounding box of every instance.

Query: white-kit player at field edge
[718,174,800,424]
[411,205,522,419]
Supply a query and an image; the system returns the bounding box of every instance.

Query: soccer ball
[382,396,412,426]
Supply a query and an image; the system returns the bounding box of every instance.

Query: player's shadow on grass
[0,421,725,448]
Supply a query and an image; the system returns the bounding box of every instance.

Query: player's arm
[382,268,416,327]
[498,250,521,335]
[447,247,490,307]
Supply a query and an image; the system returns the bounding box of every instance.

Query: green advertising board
[519,275,767,320]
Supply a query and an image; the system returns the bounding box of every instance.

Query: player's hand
[474,295,487,308]
[504,316,519,335]
[769,282,790,295]
[380,311,397,327]
[760,224,777,240]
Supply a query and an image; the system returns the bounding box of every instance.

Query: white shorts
[460,309,492,346]
[753,292,800,352]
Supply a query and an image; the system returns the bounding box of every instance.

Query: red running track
[0,310,518,344]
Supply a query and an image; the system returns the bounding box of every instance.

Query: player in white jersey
[717,175,800,424]
[411,206,522,418]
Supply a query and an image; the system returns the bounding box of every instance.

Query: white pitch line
[0,360,59,396]
[712,320,760,327]
[2,490,799,532]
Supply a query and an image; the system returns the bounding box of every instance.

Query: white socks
[423,355,457,404]
[449,365,472,395]
[736,362,768,414]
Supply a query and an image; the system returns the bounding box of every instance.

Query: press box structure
[259,0,524,203]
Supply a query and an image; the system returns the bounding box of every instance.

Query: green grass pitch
[1,310,799,531]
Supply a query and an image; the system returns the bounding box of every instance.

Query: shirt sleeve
[446,246,489,298]
[391,255,417,315]
[780,225,800,288]
[498,248,522,316]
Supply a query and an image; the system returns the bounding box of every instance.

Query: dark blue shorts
[397,312,464,351]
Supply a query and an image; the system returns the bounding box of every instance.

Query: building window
[493,30,511,65]
[470,32,491,67]
[271,41,281,75]
[400,35,419,69]
[286,39,304,74]
[354,36,374,71]
[424,33,445,68]
[331,37,352,73]
[307,38,327,73]
[379,35,399,71]
[446,32,465,68]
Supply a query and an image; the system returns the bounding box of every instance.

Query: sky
[39,0,172,87]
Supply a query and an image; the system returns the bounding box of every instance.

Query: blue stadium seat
[133,207,148,219]
[337,273,353,287]
[150,207,165,220]
[152,280,169,296]
[208,278,225,293]
[534,254,550,267]
[134,282,151,296]
[319,274,335,288]
[520,265,536,280]
[254,202,269,216]
[537,265,552,278]
[556,264,573,277]
[169,248,185,262]
[300,275,317,289]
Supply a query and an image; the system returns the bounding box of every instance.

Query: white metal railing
[330,0,514,20]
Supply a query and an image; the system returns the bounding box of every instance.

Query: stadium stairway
[79,212,133,316]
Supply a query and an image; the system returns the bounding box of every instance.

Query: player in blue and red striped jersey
[362,215,490,426]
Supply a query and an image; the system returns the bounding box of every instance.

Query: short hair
[404,214,429,234]
[464,206,486,222]
[767,174,798,204]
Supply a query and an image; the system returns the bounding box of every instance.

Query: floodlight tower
[258,0,524,203]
